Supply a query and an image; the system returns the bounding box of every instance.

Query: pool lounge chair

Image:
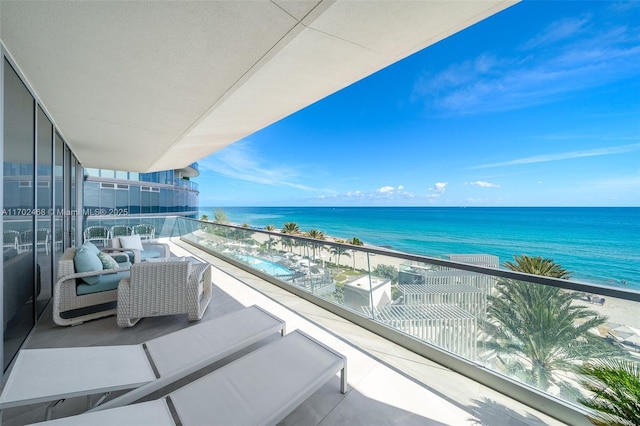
[30,330,347,426]
[0,305,285,422]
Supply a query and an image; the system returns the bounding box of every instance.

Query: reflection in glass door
[3,59,36,371]
[36,106,53,317]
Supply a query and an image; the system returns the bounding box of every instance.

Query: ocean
[199,207,640,291]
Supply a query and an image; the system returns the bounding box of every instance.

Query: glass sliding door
[3,59,36,371]
[63,144,78,250]
[35,106,53,317]
[53,133,64,286]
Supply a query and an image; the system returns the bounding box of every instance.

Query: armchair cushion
[119,235,144,251]
[77,268,130,295]
[140,250,163,261]
[98,251,119,269]
[74,247,103,285]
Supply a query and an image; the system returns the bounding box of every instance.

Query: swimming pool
[234,255,293,277]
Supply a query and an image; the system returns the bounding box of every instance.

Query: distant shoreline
[199,206,640,291]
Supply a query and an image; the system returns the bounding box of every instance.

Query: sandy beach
[573,296,640,330]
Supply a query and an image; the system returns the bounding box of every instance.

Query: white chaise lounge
[0,305,285,422]
[30,330,347,426]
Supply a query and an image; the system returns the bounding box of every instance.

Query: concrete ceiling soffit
[151,0,516,171]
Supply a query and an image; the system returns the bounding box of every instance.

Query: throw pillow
[119,235,144,251]
[81,241,100,255]
[74,247,103,285]
[97,252,119,270]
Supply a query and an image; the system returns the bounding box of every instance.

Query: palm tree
[305,229,325,240]
[505,254,571,278]
[293,238,307,256]
[330,245,351,267]
[280,236,294,253]
[481,256,621,396]
[281,222,300,234]
[578,359,640,426]
[264,225,277,252]
[213,208,228,224]
[373,264,398,284]
[200,214,209,221]
[305,229,325,259]
[348,237,363,246]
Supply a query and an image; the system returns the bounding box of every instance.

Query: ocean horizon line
[202,206,639,209]
[195,206,639,291]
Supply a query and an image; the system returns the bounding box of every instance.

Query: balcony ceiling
[1,1,516,172]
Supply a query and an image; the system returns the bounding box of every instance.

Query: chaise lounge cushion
[74,247,103,285]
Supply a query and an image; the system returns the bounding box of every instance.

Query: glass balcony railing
[171,217,640,423]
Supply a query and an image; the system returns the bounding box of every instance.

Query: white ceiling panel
[1,0,517,172]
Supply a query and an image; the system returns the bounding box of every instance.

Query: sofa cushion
[81,242,100,255]
[97,252,119,270]
[140,250,162,261]
[119,235,144,251]
[111,253,129,263]
[74,247,103,285]
[76,270,129,295]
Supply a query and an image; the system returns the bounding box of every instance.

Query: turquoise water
[234,254,293,277]
[201,207,640,290]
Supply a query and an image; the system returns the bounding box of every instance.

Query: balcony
[5,217,639,424]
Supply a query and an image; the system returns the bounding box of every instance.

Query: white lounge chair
[0,305,285,422]
[29,330,347,426]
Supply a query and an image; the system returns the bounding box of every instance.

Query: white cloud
[521,16,591,50]
[376,185,404,194]
[377,186,395,193]
[468,180,500,188]
[429,182,448,194]
[199,141,315,191]
[412,13,640,116]
[471,143,640,169]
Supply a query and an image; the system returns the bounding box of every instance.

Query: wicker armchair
[54,247,131,326]
[117,260,212,327]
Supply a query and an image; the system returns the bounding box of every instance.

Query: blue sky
[197,1,640,207]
